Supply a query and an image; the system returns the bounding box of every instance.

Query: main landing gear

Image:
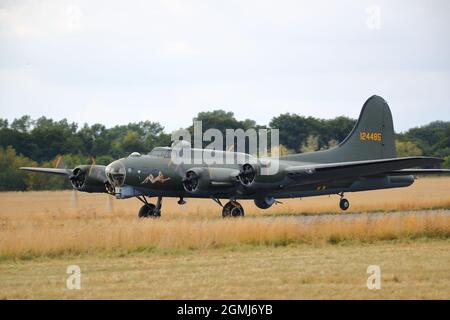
[136,196,245,219]
[338,192,350,211]
[213,198,245,218]
[137,196,162,218]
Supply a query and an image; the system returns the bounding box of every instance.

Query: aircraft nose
[105,160,126,187]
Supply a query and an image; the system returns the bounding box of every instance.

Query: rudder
[335,95,397,161]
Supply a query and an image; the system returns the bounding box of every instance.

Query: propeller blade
[106,194,114,213]
[70,188,78,208]
[88,156,96,176]
[54,154,63,168]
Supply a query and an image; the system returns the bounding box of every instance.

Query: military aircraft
[20,95,449,218]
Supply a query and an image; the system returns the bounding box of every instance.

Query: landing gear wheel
[138,204,159,218]
[137,196,162,218]
[339,198,350,211]
[222,201,244,218]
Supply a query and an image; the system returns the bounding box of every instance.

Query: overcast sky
[0,0,449,133]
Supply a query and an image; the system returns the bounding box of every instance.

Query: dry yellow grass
[0,176,449,259]
[0,210,449,259]
[0,177,449,299]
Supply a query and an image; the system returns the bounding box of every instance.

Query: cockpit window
[149,150,163,157]
[149,148,171,158]
[105,160,126,187]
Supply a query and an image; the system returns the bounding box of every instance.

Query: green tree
[115,130,145,155]
[0,127,32,158]
[187,110,257,150]
[0,146,36,191]
[29,117,82,161]
[269,114,318,152]
[395,141,423,157]
[77,123,112,156]
[327,139,339,149]
[300,135,319,153]
[0,118,8,128]
[269,114,354,152]
[397,121,450,157]
[270,144,294,156]
[443,156,450,169]
[10,115,32,132]
[193,110,254,132]
[321,116,356,147]
[95,155,115,166]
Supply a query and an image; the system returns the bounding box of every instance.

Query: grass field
[0,177,449,299]
[1,240,449,299]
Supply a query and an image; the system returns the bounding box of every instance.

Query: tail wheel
[339,198,350,211]
[222,201,244,218]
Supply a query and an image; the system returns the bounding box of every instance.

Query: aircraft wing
[20,165,109,193]
[284,157,444,183]
[20,167,72,176]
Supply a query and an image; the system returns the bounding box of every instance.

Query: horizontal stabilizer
[285,156,443,183]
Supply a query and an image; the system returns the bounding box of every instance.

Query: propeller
[53,155,79,209]
[238,163,256,186]
[69,167,86,188]
[182,170,199,192]
[67,156,99,190]
[55,155,112,209]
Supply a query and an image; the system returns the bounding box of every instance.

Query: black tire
[222,201,244,218]
[138,204,158,218]
[339,198,350,211]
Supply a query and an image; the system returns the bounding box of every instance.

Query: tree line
[0,111,449,191]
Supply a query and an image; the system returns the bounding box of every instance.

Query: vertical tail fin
[282,95,397,163]
[334,95,397,161]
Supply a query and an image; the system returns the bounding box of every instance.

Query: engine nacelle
[182,167,240,194]
[254,196,276,209]
[182,168,209,194]
[70,165,108,193]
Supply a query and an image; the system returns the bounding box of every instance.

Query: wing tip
[19,167,72,175]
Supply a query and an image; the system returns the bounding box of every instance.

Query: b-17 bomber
[21,96,450,218]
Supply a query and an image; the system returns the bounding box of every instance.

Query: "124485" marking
[360,132,382,141]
